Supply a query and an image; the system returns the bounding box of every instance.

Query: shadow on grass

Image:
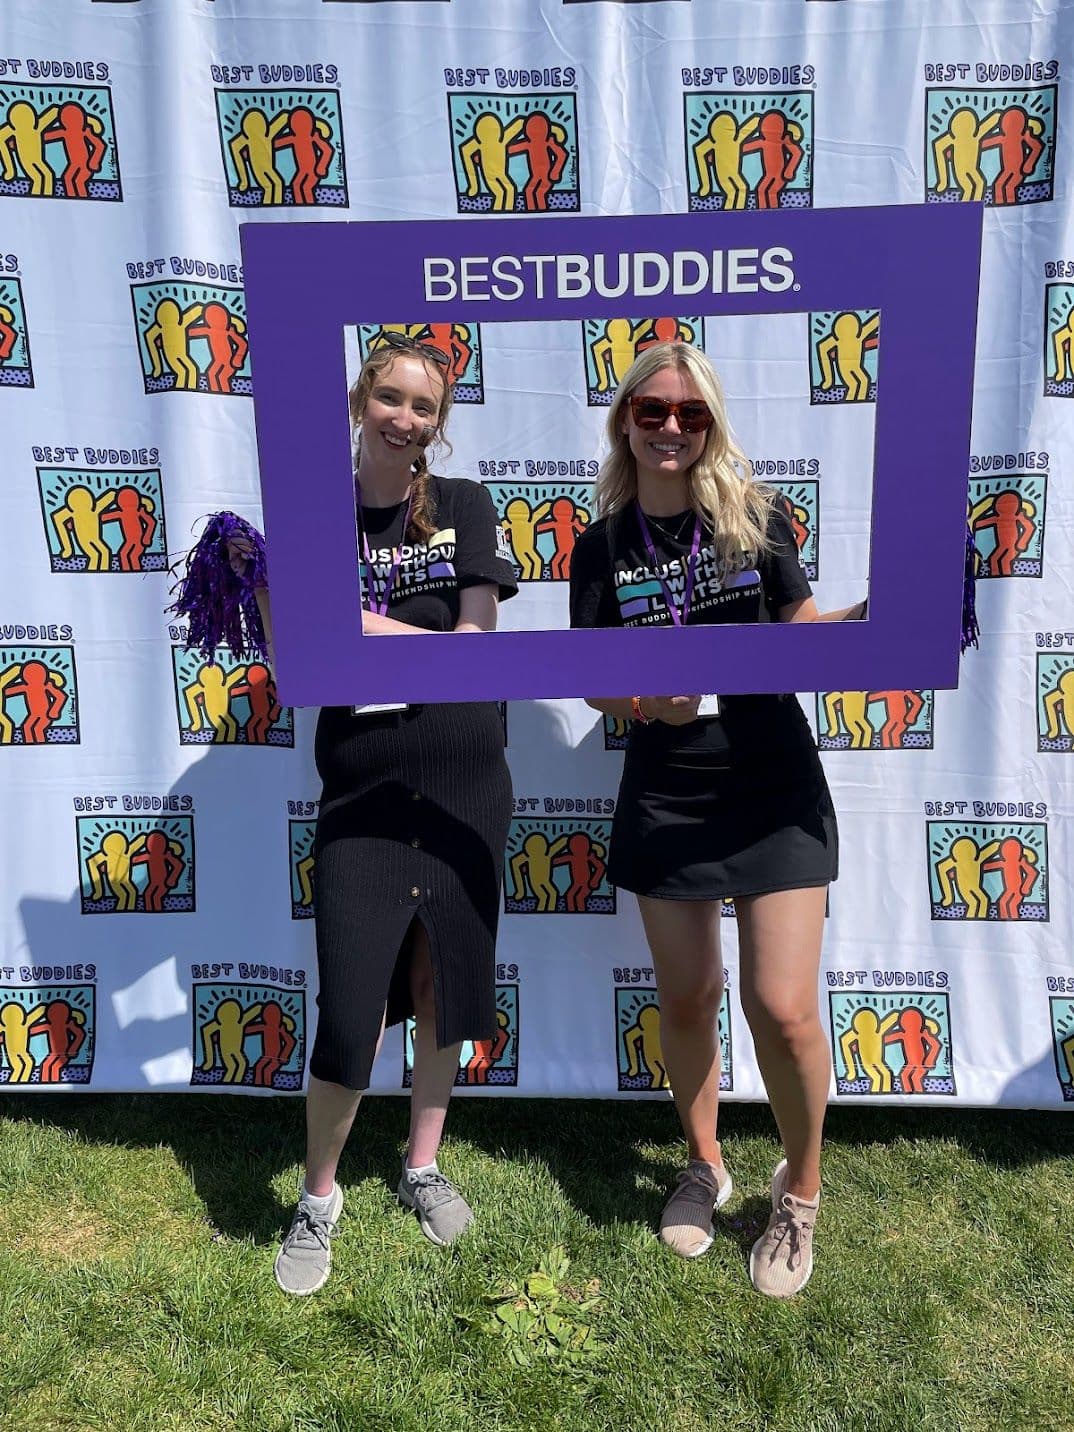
[1,1094,1067,1249]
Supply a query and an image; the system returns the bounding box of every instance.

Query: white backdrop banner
[0,0,1071,1108]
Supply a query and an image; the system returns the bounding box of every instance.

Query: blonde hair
[594,341,771,571]
[348,342,454,544]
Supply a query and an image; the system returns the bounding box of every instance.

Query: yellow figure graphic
[591,319,650,394]
[85,830,147,912]
[623,1003,669,1089]
[931,107,1002,201]
[935,835,1001,919]
[144,299,205,391]
[502,497,552,580]
[52,486,116,570]
[0,1001,47,1083]
[1051,304,1074,384]
[229,108,289,203]
[460,112,526,211]
[816,312,879,402]
[822,691,875,749]
[0,662,22,743]
[839,1008,901,1093]
[296,853,316,908]
[199,998,264,1083]
[507,831,567,912]
[606,713,630,742]
[1062,1029,1074,1087]
[1043,669,1074,740]
[692,110,760,208]
[0,100,60,195]
[182,661,249,742]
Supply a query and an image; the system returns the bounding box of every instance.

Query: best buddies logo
[129,262,249,397]
[923,65,1058,206]
[403,979,519,1087]
[816,691,934,751]
[0,64,121,201]
[354,323,484,403]
[288,809,317,919]
[170,645,294,747]
[446,68,580,214]
[1051,995,1074,1101]
[0,635,78,744]
[213,64,347,209]
[1044,267,1074,397]
[505,803,615,914]
[1036,649,1074,753]
[192,976,306,1092]
[37,457,167,573]
[75,803,195,914]
[0,266,33,387]
[484,480,593,582]
[925,807,1048,921]
[768,473,819,579]
[0,983,95,1086]
[581,317,702,406]
[968,450,1047,577]
[808,310,878,404]
[615,974,732,1093]
[829,982,955,1096]
[682,71,815,212]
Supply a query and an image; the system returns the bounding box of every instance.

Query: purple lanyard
[356,481,414,616]
[634,502,703,627]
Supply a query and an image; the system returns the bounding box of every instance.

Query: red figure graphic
[186,302,248,394]
[129,829,185,912]
[979,105,1045,206]
[507,112,567,210]
[3,660,67,743]
[973,491,1036,576]
[552,832,607,913]
[247,1001,298,1087]
[535,496,588,579]
[99,486,157,571]
[777,493,809,552]
[865,690,925,749]
[273,106,333,204]
[636,317,692,351]
[42,102,106,198]
[741,110,803,209]
[0,307,17,362]
[229,662,281,743]
[29,1000,86,1083]
[883,1006,941,1094]
[464,1011,510,1085]
[981,836,1039,920]
[420,323,472,385]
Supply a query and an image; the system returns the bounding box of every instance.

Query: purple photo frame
[239,205,981,705]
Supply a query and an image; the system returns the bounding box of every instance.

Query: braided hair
[348,340,454,544]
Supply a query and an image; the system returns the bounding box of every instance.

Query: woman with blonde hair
[570,340,861,1298]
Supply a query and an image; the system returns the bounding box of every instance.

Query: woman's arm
[584,695,702,724]
[361,582,499,636]
[778,595,867,624]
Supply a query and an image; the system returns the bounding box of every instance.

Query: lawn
[0,1095,1071,1431]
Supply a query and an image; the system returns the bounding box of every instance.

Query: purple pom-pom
[961,524,980,655]
[168,512,269,662]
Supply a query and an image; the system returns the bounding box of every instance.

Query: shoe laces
[410,1171,457,1209]
[284,1204,339,1252]
[672,1165,718,1207]
[766,1196,814,1271]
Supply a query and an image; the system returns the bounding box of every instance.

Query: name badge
[352,703,408,716]
[697,694,721,718]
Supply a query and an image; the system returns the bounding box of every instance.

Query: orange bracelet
[631,695,650,723]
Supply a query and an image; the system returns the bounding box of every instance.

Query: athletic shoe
[749,1164,819,1298]
[397,1166,474,1246]
[658,1158,734,1258]
[274,1184,344,1296]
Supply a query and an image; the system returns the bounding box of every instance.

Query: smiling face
[620,365,710,489]
[356,353,445,475]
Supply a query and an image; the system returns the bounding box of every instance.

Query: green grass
[0,1095,1071,1431]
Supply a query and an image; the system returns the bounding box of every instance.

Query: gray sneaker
[397,1166,473,1246]
[274,1184,343,1296]
[659,1159,734,1258]
[749,1164,819,1298]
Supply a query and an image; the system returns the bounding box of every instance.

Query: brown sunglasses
[627,395,714,432]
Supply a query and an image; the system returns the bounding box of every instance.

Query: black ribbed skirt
[609,697,839,900]
[309,702,511,1090]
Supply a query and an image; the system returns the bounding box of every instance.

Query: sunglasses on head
[627,395,714,433]
[374,330,450,367]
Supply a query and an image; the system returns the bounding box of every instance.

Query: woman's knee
[658,978,724,1029]
[741,991,822,1053]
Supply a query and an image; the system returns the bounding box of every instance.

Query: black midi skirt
[608,697,838,901]
[309,702,511,1090]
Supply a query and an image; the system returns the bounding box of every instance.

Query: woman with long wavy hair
[570,340,861,1298]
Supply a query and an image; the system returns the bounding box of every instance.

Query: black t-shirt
[569,501,815,761]
[360,475,517,632]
